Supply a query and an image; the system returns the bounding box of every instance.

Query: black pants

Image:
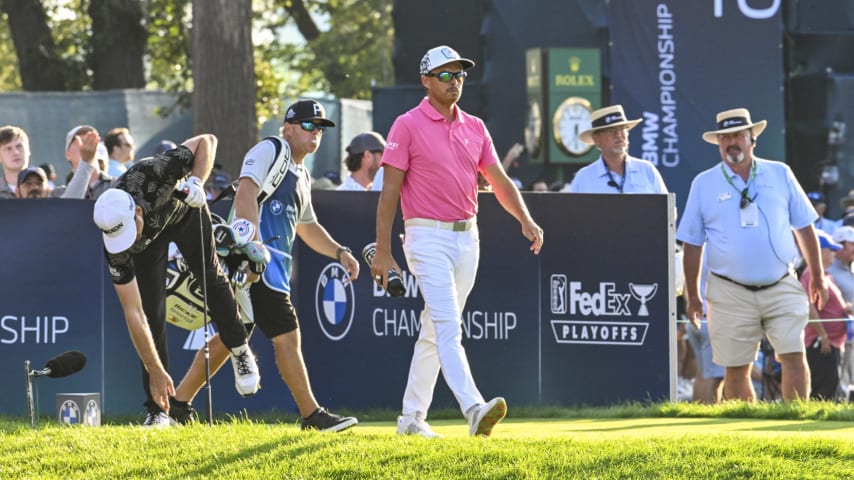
[807,341,841,401]
[134,205,248,411]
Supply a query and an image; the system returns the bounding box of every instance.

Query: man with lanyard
[170,100,360,431]
[372,45,544,438]
[678,108,827,401]
[93,134,260,427]
[566,104,667,194]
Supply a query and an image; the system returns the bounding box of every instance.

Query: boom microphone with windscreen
[30,351,87,378]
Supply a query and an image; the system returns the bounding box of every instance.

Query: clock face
[524,100,542,157]
[553,97,593,156]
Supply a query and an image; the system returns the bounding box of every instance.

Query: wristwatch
[336,246,352,262]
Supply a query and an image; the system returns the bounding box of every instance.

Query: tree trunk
[191,0,257,177]
[283,0,319,41]
[0,0,65,90]
[88,0,146,90]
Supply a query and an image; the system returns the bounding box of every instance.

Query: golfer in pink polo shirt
[372,45,544,438]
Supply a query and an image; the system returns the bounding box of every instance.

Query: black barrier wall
[0,194,674,416]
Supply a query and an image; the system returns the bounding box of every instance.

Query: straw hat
[702,108,767,145]
[578,105,642,145]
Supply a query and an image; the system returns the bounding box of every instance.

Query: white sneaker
[142,411,173,428]
[468,397,507,436]
[230,344,260,396]
[396,415,443,438]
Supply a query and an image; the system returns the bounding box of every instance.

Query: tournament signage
[607,0,784,212]
[0,194,674,415]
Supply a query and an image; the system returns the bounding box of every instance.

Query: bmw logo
[315,263,355,341]
[270,200,284,215]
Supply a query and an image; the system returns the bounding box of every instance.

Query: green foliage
[0,12,20,90]
[0,0,393,123]
[144,0,192,115]
[259,0,394,100]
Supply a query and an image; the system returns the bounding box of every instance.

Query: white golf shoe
[468,397,507,436]
[396,415,443,438]
[229,344,260,396]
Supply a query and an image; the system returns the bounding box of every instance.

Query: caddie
[169,100,361,432]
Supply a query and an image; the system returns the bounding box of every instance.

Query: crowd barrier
[0,192,675,416]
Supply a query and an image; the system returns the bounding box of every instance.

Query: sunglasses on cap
[425,71,468,82]
[298,121,326,133]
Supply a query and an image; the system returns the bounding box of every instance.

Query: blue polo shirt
[567,155,668,194]
[676,158,817,285]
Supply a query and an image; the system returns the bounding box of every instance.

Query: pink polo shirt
[381,97,498,221]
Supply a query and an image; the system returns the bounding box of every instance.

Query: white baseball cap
[65,125,96,151]
[833,225,854,244]
[419,45,475,75]
[93,188,138,253]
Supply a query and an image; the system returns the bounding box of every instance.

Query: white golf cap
[93,188,138,254]
[419,45,475,75]
[65,125,96,151]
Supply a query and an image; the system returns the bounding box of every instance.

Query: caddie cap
[284,99,336,127]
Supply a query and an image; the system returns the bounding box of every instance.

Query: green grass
[4,402,854,479]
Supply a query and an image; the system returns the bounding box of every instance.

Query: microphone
[607,180,618,188]
[30,351,87,378]
[362,242,406,297]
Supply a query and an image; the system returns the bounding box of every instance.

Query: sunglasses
[739,188,757,209]
[425,71,468,82]
[299,121,325,133]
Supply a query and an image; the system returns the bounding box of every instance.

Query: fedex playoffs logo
[549,275,658,346]
[314,263,355,341]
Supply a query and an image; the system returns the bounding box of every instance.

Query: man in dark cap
[338,132,386,191]
[16,167,50,198]
[170,99,360,432]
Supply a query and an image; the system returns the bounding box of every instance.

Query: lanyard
[720,161,757,208]
[603,158,625,193]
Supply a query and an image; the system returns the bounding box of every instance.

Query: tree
[0,0,65,90]
[88,0,147,89]
[264,0,394,99]
[191,0,257,174]
[0,0,393,138]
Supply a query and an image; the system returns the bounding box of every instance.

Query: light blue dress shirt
[567,155,668,194]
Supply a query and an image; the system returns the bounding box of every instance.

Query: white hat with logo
[419,45,475,75]
[93,188,138,254]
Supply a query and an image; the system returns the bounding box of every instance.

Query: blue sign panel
[608,0,784,212]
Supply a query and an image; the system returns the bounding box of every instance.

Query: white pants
[401,222,485,419]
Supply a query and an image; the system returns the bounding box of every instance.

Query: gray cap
[346,132,386,155]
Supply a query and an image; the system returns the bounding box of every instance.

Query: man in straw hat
[678,107,827,401]
[566,104,667,194]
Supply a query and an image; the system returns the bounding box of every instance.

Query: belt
[404,217,475,232]
[712,272,789,292]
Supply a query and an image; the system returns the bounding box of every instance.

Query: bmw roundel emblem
[315,263,355,341]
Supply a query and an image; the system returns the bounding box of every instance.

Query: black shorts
[249,280,299,338]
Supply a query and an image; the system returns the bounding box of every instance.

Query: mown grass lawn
[3,402,854,479]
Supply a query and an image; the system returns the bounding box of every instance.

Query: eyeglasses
[425,71,468,82]
[740,188,756,209]
[299,121,325,133]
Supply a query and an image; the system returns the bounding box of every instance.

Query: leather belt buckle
[452,221,467,232]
